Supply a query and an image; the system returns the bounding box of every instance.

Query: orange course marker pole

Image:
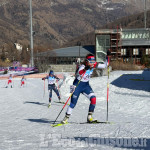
[106,56,110,122]
[43,79,45,98]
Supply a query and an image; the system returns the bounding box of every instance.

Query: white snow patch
[0,70,150,149]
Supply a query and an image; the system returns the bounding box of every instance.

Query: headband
[86,56,95,61]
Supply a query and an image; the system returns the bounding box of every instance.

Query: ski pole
[53,72,86,125]
[3,80,7,88]
[43,79,45,98]
[12,79,14,88]
[106,57,110,121]
[25,79,27,88]
[56,80,61,98]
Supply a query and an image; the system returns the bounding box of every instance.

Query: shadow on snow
[24,101,48,106]
[111,69,150,92]
[24,101,62,107]
[25,118,59,124]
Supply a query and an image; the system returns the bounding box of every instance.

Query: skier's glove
[42,78,45,80]
[107,50,111,56]
[85,65,90,70]
[70,85,76,93]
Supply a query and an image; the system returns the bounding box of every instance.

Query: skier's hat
[49,70,54,75]
[86,54,95,63]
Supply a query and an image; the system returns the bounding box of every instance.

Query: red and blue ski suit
[66,61,107,115]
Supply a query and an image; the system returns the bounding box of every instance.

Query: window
[121,49,126,55]
[146,48,150,55]
[106,39,110,45]
[122,30,150,39]
[96,35,110,54]
[96,52,106,63]
[133,48,139,55]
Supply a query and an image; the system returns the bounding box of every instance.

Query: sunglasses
[87,59,95,64]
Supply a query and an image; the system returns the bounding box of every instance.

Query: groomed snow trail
[0,70,150,150]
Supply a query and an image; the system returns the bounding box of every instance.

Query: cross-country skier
[42,70,61,108]
[6,74,13,88]
[21,76,26,87]
[61,54,108,124]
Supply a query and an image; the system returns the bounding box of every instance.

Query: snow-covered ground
[0,70,150,150]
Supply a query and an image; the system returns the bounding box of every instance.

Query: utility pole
[29,0,34,67]
[144,0,147,29]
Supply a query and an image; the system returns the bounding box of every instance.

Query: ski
[48,103,51,108]
[80,121,114,124]
[54,101,69,105]
[79,121,131,124]
[51,121,131,127]
[51,122,68,127]
[51,121,112,128]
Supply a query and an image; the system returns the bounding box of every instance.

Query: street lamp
[29,0,34,67]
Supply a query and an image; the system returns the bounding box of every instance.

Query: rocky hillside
[63,10,150,47]
[0,0,150,49]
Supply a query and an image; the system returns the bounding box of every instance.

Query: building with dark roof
[37,45,95,64]
[37,28,150,65]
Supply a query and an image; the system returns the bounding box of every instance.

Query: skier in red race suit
[21,76,26,87]
[61,53,109,124]
[6,74,13,88]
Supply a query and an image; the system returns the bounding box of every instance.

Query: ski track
[0,71,150,150]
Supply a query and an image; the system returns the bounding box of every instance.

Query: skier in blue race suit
[42,70,61,107]
[61,54,108,123]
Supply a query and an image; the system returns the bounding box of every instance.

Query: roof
[96,28,150,33]
[37,46,95,57]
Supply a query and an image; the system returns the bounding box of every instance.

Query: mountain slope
[63,9,150,47]
[0,0,149,49]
